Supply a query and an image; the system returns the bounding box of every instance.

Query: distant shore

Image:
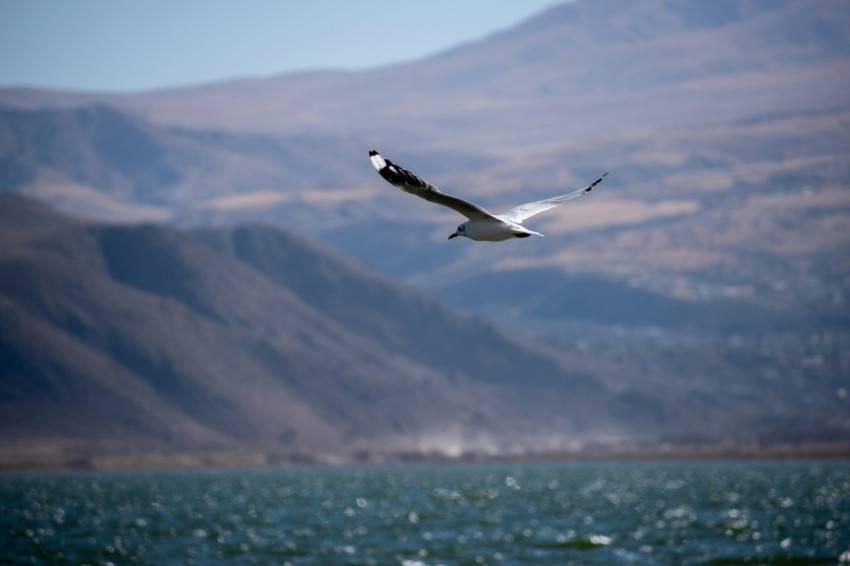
[2,442,849,474]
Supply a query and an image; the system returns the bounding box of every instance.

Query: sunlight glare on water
[1,461,849,565]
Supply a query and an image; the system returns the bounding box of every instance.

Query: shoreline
[2,442,849,474]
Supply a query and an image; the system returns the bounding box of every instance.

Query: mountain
[2,0,848,151]
[3,103,845,337]
[0,104,378,223]
[1,196,847,471]
[1,195,643,467]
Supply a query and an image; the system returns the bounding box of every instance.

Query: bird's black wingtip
[587,171,609,192]
[369,150,379,156]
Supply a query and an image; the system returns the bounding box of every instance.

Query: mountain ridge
[0,195,631,459]
[2,195,847,468]
[2,0,848,149]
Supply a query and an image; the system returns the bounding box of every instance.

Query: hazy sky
[0,1,561,93]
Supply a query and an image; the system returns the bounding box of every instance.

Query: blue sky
[0,1,561,93]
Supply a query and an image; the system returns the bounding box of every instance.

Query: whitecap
[589,534,613,546]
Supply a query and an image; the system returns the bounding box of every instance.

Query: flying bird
[369,149,608,242]
[369,150,608,241]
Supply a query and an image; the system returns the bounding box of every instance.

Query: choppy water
[1,460,849,565]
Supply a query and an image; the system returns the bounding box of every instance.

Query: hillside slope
[0,195,625,460]
[2,197,847,466]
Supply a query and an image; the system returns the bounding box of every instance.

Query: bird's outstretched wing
[369,150,494,221]
[497,172,608,224]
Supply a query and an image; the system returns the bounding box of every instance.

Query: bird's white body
[369,150,606,242]
[459,217,539,241]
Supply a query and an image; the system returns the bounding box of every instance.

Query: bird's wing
[497,172,608,224]
[369,150,494,221]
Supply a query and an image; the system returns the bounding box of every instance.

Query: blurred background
[1,0,849,470]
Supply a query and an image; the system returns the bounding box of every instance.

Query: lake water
[1,460,848,565]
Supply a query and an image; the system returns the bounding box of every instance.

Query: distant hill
[1,196,847,470]
[0,195,636,462]
[2,0,848,151]
[4,103,844,337]
[0,105,377,222]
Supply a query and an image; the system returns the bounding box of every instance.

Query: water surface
[2,460,849,564]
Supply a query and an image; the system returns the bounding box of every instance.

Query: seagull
[369,150,607,241]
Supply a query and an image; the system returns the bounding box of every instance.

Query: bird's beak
[448,233,458,240]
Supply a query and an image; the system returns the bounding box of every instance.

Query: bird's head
[448,223,468,240]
